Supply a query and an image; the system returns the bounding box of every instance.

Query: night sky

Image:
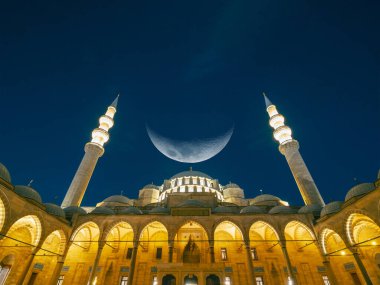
[1,0,379,207]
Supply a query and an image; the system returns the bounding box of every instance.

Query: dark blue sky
[1,0,379,206]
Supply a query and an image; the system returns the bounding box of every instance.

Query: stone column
[88,242,104,285]
[128,241,139,285]
[168,240,174,263]
[279,140,325,206]
[209,240,215,263]
[322,258,339,285]
[49,241,72,285]
[244,243,256,285]
[280,242,297,285]
[18,247,38,285]
[352,251,373,285]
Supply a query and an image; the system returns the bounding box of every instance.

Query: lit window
[200,179,205,186]
[185,178,190,184]
[225,276,231,285]
[189,186,194,192]
[156,248,162,259]
[180,186,185,192]
[126,248,133,259]
[255,276,264,285]
[221,248,228,261]
[322,276,330,285]
[57,276,64,285]
[152,276,158,285]
[197,186,202,192]
[251,248,258,260]
[120,276,128,285]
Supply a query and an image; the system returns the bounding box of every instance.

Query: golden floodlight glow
[340,251,346,256]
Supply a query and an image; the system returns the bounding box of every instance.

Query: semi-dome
[44,203,65,218]
[177,199,207,208]
[103,195,130,204]
[143,184,159,189]
[251,194,281,206]
[240,205,267,214]
[119,207,143,215]
[0,163,11,183]
[298,204,322,216]
[91,206,115,215]
[213,206,239,214]
[224,183,240,189]
[269,206,297,214]
[150,206,170,214]
[14,185,42,204]
[171,170,212,179]
[320,201,343,217]
[63,206,87,219]
[345,183,375,202]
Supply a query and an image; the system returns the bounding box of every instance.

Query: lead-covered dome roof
[91,207,115,215]
[0,163,11,183]
[171,170,212,179]
[44,203,65,218]
[251,194,281,206]
[298,204,322,216]
[320,201,343,217]
[14,185,42,204]
[224,183,240,189]
[345,183,375,202]
[269,206,297,214]
[63,206,87,219]
[103,195,130,204]
[240,205,267,214]
[150,206,170,214]
[119,207,143,215]
[213,206,239,214]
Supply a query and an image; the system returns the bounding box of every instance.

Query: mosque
[0,95,378,285]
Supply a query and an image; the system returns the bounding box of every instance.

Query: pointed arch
[346,212,380,246]
[3,215,42,247]
[0,190,10,233]
[39,229,67,256]
[320,228,348,255]
[249,220,280,242]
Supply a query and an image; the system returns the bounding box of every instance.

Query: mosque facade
[0,95,379,285]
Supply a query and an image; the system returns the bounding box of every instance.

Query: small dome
[213,206,239,214]
[320,201,343,217]
[251,194,281,206]
[240,205,267,214]
[171,170,212,179]
[63,206,87,219]
[150,206,170,214]
[269,206,297,214]
[224,183,240,189]
[345,183,375,202]
[44,203,65,218]
[14,185,42,204]
[91,207,115,215]
[143,184,159,189]
[0,163,11,183]
[119,207,143,215]
[103,195,130,204]
[298,204,322,216]
[177,199,207,208]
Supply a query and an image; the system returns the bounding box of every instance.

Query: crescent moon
[146,125,234,163]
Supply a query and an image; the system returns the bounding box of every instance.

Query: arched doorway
[162,274,176,285]
[184,274,198,285]
[206,274,220,285]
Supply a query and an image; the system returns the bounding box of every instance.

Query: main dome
[171,170,212,179]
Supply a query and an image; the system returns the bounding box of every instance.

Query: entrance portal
[206,274,220,285]
[184,274,198,285]
[163,274,176,285]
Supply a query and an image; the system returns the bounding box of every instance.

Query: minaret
[263,93,325,206]
[61,95,119,208]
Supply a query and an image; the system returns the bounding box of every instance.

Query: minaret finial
[262,92,273,109]
[111,94,119,109]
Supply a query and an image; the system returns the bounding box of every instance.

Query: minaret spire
[263,93,325,206]
[61,95,119,208]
